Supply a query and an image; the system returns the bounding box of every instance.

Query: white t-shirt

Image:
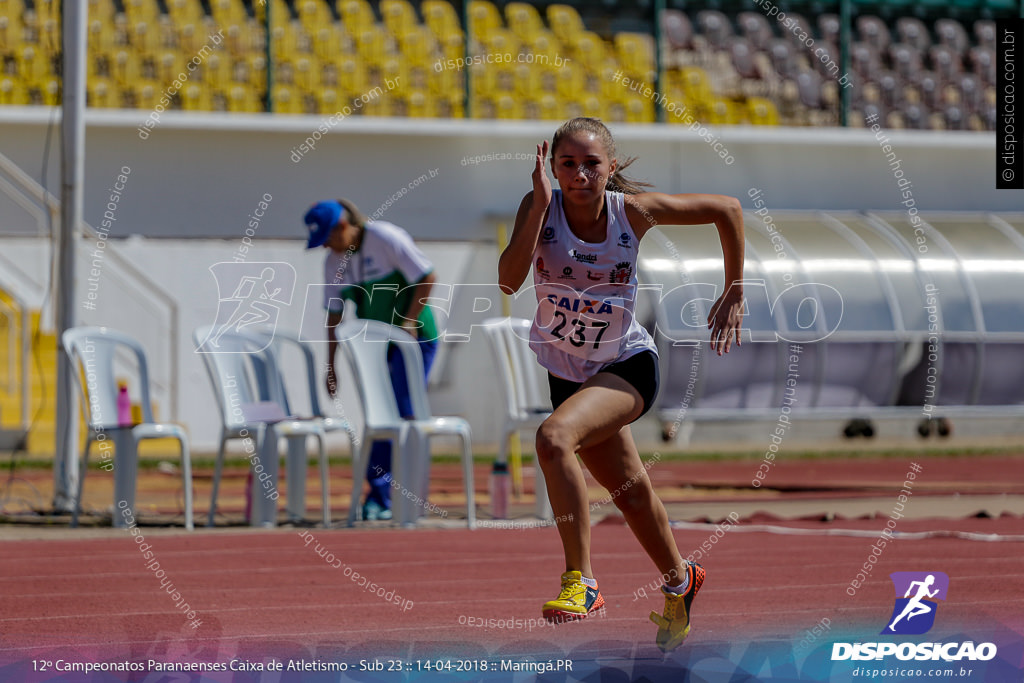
[528,190,657,382]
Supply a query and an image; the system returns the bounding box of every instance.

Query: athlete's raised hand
[707,285,743,356]
[532,140,552,211]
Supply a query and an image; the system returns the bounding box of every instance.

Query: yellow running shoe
[649,561,705,652]
[542,571,605,622]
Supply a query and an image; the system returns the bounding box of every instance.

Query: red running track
[1,517,1022,681]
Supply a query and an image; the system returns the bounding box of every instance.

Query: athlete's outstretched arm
[498,141,551,294]
[625,192,745,355]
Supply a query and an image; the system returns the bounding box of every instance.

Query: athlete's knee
[536,418,575,464]
[611,475,654,514]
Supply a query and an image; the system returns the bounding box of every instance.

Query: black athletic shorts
[547,350,660,422]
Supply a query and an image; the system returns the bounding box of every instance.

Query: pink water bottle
[490,462,510,519]
[116,382,132,427]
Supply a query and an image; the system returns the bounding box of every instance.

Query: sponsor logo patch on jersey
[536,256,550,279]
[570,249,598,264]
[617,232,632,248]
[542,226,557,242]
[558,266,576,280]
[610,261,632,284]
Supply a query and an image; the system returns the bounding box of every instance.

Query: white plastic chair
[247,326,357,522]
[193,325,331,527]
[62,326,194,530]
[335,319,476,528]
[482,317,552,520]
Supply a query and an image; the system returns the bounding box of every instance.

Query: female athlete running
[497,117,744,651]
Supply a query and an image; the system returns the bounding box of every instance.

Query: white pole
[54,0,87,511]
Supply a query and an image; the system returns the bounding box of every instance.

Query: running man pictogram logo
[882,571,949,635]
[196,262,296,353]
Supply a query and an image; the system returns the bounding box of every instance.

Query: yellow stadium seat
[481,27,518,55]
[555,62,583,98]
[431,93,462,118]
[381,0,417,37]
[703,97,738,125]
[428,65,460,97]
[405,90,431,117]
[505,2,544,42]
[294,56,318,90]
[580,95,602,118]
[312,25,344,61]
[0,77,28,106]
[337,58,366,94]
[615,32,654,80]
[130,21,156,57]
[271,22,303,61]
[606,100,627,122]
[18,8,38,44]
[177,22,199,54]
[85,0,115,24]
[513,63,538,96]
[468,0,502,39]
[33,0,58,25]
[422,0,462,40]
[573,31,607,71]
[398,26,437,65]
[110,50,141,86]
[469,62,494,96]
[546,4,584,47]
[525,29,562,61]
[166,0,203,27]
[338,0,375,35]
[203,53,230,86]
[623,96,654,122]
[494,93,522,119]
[406,63,429,91]
[297,0,331,33]
[317,86,340,113]
[359,89,389,117]
[356,27,393,64]
[178,83,207,110]
[133,80,160,109]
[271,84,303,114]
[155,51,178,83]
[0,17,18,55]
[440,33,464,62]
[536,94,559,120]
[276,59,295,85]
[247,54,267,88]
[40,16,58,52]
[209,0,247,27]
[228,84,262,112]
[380,57,407,92]
[86,78,116,108]
[18,46,47,82]
[122,0,158,24]
[680,66,714,102]
[747,97,779,126]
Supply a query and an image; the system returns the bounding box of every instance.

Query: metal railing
[0,148,180,421]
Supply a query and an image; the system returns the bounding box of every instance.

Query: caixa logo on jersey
[831,572,997,663]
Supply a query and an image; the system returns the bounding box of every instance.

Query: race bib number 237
[534,284,628,363]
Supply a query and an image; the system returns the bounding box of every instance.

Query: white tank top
[529,189,657,382]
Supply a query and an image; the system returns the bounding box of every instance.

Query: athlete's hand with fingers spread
[533,140,552,211]
[707,287,744,356]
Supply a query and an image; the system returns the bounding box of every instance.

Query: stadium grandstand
[0,0,1016,129]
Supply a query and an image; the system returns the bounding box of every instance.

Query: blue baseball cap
[304,200,342,249]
